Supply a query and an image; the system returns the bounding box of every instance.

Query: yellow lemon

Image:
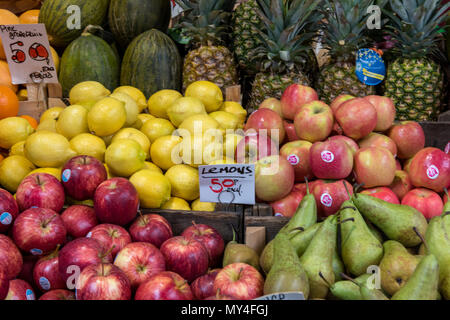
[208,157,236,165]
[129,169,171,208]
[137,113,155,125]
[0,117,34,149]
[180,134,224,168]
[77,100,98,112]
[66,196,94,206]
[24,131,76,168]
[144,161,163,174]
[69,81,111,105]
[167,97,206,127]
[9,141,26,157]
[102,134,114,147]
[105,139,146,177]
[112,128,151,159]
[70,133,106,162]
[209,111,240,130]
[36,118,57,132]
[17,89,28,101]
[161,197,191,211]
[88,97,127,137]
[50,46,59,73]
[148,89,182,119]
[223,133,244,159]
[56,105,89,139]
[40,106,65,122]
[150,135,183,171]
[104,163,115,179]
[165,164,200,201]
[185,81,223,113]
[109,92,139,127]
[220,101,247,125]
[113,86,147,112]
[0,155,35,192]
[141,118,175,143]
[178,114,222,137]
[191,198,216,212]
[27,167,61,181]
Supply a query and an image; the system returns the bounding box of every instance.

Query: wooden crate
[244,216,289,245]
[18,83,67,121]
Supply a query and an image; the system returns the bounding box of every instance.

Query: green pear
[352,193,428,247]
[340,273,389,300]
[366,220,384,243]
[321,273,371,300]
[332,248,345,282]
[263,233,310,298]
[223,229,260,270]
[340,200,383,276]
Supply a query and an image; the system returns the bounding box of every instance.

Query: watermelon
[108,0,171,48]
[120,29,182,99]
[39,0,110,48]
[59,32,120,97]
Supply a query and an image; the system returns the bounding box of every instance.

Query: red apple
[235,131,278,164]
[0,188,19,234]
[94,178,139,226]
[294,101,334,143]
[255,155,295,202]
[204,291,234,300]
[293,180,325,194]
[364,95,396,132]
[396,160,402,170]
[191,268,221,300]
[0,234,23,279]
[39,289,75,300]
[4,279,35,300]
[33,246,65,292]
[61,205,98,238]
[388,121,425,159]
[331,121,344,136]
[213,263,264,300]
[135,271,193,300]
[160,236,209,283]
[129,213,173,248]
[283,120,300,142]
[181,223,225,268]
[403,157,413,173]
[17,255,37,287]
[16,173,65,213]
[0,269,9,300]
[402,188,444,219]
[114,242,166,288]
[280,140,314,181]
[244,108,285,144]
[408,147,450,193]
[358,133,398,157]
[335,98,377,140]
[330,95,355,113]
[360,187,400,204]
[313,180,353,218]
[58,238,112,284]
[259,98,283,118]
[12,207,66,256]
[354,147,396,188]
[61,155,107,201]
[310,139,353,180]
[328,135,359,155]
[77,263,131,300]
[270,190,304,218]
[389,170,413,200]
[88,224,131,258]
[280,84,319,120]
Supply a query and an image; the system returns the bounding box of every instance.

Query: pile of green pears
[237,182,450,300]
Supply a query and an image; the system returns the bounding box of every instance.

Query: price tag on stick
[198,164,256,205]
[0,24,58,84]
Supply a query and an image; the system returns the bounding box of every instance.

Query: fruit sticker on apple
[320,193,333,208]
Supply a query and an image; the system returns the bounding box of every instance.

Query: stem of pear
[343,181,352,199]
[305,177,310,195]
[318,271,332,288]
[340,273,358,286]
[413,227,429,252]
[339,217,355,224]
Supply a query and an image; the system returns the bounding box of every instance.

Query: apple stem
[42,214,57,228]
[138,210,144,219]
[305,177,310,195]
[343,181,352,199]
[238,267,244,280]
[318,271,331,288]
[216,289,221,299]
[340,273,358,286]
[413,227,429,253]
[36,174,41,186]
[101,245,116,260]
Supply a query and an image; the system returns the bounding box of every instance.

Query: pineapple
[383,0,449,121]
[175,0,239,93]
[317,0,377,104]
[247,0,322,111]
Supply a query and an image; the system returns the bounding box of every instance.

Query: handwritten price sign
[199,164,255,205]
[0,24,58,84]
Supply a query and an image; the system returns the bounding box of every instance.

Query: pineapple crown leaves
[383,0,450,58]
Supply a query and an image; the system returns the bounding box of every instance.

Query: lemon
[109,92,139,127]
[36,119,57,132]
[24,131,76,168]
[161,197,191,211]
[102,134,114,146]
[40,106,65,122]
[27,167,61,181]
[105,139,146,177]
[185,81,223,113]
[141,118,175,143]
[180,134,224,167]
[178,114,222,137]
[209,111,240,130]
[113,86,147,112]
[150,135,183,171]
[66,196,94,207]
[9,141,25,157]
[104,163,115,179]
[191,198,216,212]
[148,89,182,119]
[56,105,89,139]
[70,133,106,162]
[167,97,206,127]
[165,164,200,201]
[129,169,171,208]
[223,133,244,159]
[88,97,127,137]
[144,161,163,174]
[220,101,247,125]
[77,100,98,112]
[208,157,236,165]
[0,155,35,192]
[112,128,150,159]
[137,113,155,125]
[69,81,110,105]
[17,89,28,101]
[0,117,34,149]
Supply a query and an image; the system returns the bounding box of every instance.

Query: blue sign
[355,49,386,86]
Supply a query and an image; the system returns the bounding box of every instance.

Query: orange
[0,10,20,60]
[0,154,3,163]
[0,61,17,92]
[18,10,39,24]
[0,85,19,119]
[20,115,38,129]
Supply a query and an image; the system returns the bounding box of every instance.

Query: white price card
[0,24,58,84]
[199,164,255,205]
[254,292,306,301]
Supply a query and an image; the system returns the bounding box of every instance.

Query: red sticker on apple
[321,150,335,163]
[426,165,439,180]
[287,154,300,165]
[320,193,333,207]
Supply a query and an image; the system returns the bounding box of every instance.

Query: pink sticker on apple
[0,212,12,225]
[321,150,334,163]
[287,154,300,165]
[320,193,333,207]
[62,169,71,183]
[426,165,439,180]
